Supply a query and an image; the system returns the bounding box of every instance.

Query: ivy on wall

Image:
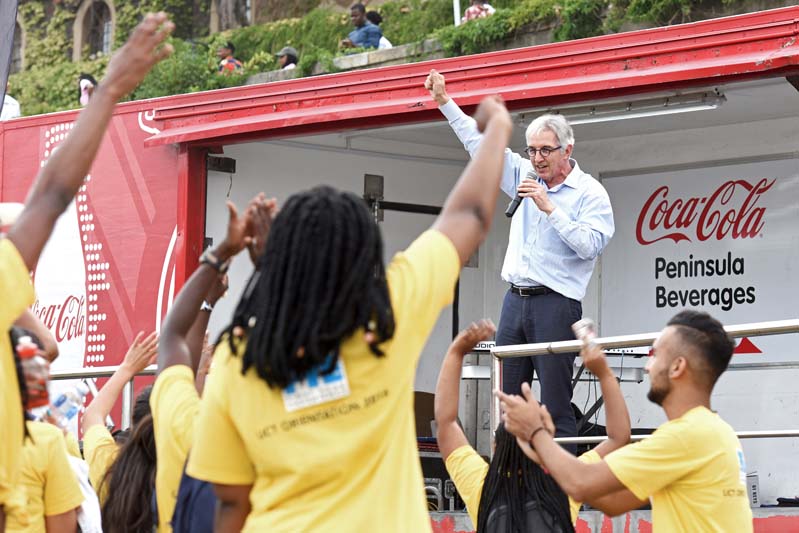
[8,0,763,117]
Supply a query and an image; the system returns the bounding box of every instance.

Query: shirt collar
[543,159,581,192]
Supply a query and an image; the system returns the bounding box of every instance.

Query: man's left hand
[516,179,555,215]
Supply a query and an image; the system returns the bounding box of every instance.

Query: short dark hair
[366,11,382,25]
[351,3,366,14]
[224,41,235,53]
[667,310,735,388]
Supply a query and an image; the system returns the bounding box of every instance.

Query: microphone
[505,169,537,218]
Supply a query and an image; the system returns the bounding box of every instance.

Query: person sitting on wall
[499,310,754,533]
[276,47,298,70]
[436,320,631,531]
[217,41,243,74]
[463,0,496,22]
[340,3,382,50]
[365,11,393,50]
[78,74,98,107]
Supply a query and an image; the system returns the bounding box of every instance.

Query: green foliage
[436,0,558,56]
[130,38,247,100]
[224,8,349,63]
[375,0,452,46]
[554,0,607,41]
[115,0,200,48]
[626,0,694,24]
[18,1,76,66]
[8,56,108,116]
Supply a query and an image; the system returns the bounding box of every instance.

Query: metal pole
[453,0,461,26]
[489,318,799,450]
[49,364,157,380]
[553,429,799,445]
[492,318,799,359]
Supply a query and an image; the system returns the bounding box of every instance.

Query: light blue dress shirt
[439,100,615,301]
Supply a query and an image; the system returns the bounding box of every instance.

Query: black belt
[510,284,554,297]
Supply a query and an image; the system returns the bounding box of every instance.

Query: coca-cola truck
[3,5,799,531]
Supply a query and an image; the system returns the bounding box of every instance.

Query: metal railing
[490,318,799,445]
[49,364,157,430]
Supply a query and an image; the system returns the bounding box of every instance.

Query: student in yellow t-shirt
[152,261,238,533]
[437,321,631,531]
[185,96,513,532]
[500,310,754,533]
[82,331,158,504]
[0,14,174,528]
[4,421,85,533]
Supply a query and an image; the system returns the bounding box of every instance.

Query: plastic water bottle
[46,382,90,429]
[572,318,598,346]
[17,336,51,409]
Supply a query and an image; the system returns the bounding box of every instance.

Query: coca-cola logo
[636,178,775,245]
[30,295,86,343]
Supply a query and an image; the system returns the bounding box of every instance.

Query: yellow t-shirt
[445,444,599,528]
[64,432,81,459]
[605,406,753,533]
[187,230,460,532]
[82,424,118,503]
[150,365,201,532]
[0,238,35,507]
[4,422,85,532]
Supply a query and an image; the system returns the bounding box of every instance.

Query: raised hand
[121,331,158,374]
[218,201,254,258]
[247,194,279,266]
[103,12,175,100]
[449,319,496,356]
[425,69,450,106]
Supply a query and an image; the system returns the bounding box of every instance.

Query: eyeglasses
[524,146,562,158]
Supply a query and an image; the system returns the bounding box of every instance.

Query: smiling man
[425,70,615,448]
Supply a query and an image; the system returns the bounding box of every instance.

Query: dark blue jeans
[497,289,582,451]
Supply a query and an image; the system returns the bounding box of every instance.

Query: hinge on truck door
[206,155,236,174]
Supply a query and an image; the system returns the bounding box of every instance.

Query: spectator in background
[340,3,382,50]
[78,74,97,107]
[276,46,298,70]
[2,83,21,120]
[217,41,243,74]
[366,11,393,50]
[463,0,496,22]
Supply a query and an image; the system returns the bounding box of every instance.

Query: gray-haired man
[425,70,615,448]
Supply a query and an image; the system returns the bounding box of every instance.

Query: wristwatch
[200,249,230,274]
[200,300,214,312]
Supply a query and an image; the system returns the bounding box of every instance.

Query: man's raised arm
[425,69,525,198]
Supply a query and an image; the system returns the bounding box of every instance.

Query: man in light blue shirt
[426,69,615,447]
[340,3,382,50]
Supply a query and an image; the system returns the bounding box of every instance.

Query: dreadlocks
[476,424,574,533]
[224,185,395,389]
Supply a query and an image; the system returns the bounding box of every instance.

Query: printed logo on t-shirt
[737,449,747,485]
[282,356,351,412]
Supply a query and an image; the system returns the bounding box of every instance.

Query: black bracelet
[528,426,550,444]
